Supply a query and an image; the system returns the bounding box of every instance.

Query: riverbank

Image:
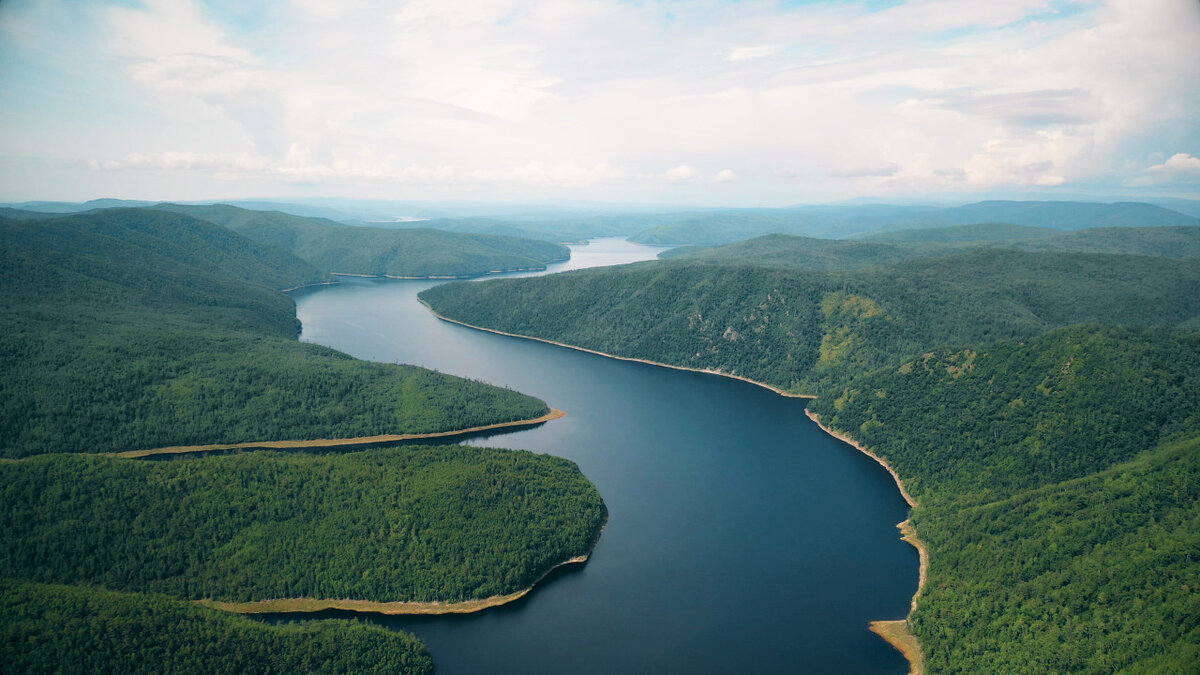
[279,279,340,293]
[419,300,815,400]
[805,409,927,675]
[420,302,926,672]
[114,408,566,459]
[202,555,590,616]
[327,257,569,282]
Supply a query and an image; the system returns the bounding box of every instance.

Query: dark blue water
[289,240,916,674]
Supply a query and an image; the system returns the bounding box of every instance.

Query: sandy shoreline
[202,554,592,616]
[114,408,566,459]
[418,303,925,673]
[326,258,568,282]
[419,300,815,400]
[279,279,340,293]
[805,409,927,675]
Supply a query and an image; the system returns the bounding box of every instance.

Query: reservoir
[289,239,916,674]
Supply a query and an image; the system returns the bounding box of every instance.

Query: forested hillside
[0,580,434,674]
[2,446,605,603]
[155,203,571,278]
[0,209,549,457]
[806,326,1200,672]
[663,226,1200,271]
[421,243,1200,673]
[421,251,1200,392]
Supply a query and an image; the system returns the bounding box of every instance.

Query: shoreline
[326,257,569,282]
[114,408,566,459]
[279,279,340,293]
[417,303,924,674]
[419,300,815,400]
[806,409,927,675]
[202,555,591,616]
[205,508,608,617]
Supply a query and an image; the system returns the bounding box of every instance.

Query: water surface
[289,239,915,674]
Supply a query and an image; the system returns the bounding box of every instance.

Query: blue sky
[1,0,1197,205]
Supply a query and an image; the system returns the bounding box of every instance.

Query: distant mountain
[929,200,1197,231]
[1146,197,1200,219]
[664,225,1200,272]
[154,203,571,278]
[659,234,925,270]
[629,201,1199,246]
[0,207,55,220]
[1,198,156,213]
[861,222,1058,242]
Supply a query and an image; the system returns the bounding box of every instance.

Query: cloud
[712,169,740,183]
[90,150,628,188]
[830,162,900,178]
[1127,153,1200,186]
[4,0,1199,203]
[936,89,1101,128]
[724,44,783,62]
[664,165,702,182]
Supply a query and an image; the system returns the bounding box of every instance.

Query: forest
[1,446,605,603]
[661,225,1200,270]
[421,231,1200,673]
[421,248,1200,392]
[153,203,571,278]
[0,209,549,457]
[1,580,434,674]
[0,207,604,672]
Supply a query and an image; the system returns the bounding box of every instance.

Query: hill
[659,234,934,270]
[663,226,1200,273]
[809,326,1200,672]
[0,209,550,457]
[1,445,605,605]
[859,222,1058,242]
[154,203,571,278]
[421,250,1200,392]
[1,579,434,674]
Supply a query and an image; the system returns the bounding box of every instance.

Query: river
[287,238,916,674]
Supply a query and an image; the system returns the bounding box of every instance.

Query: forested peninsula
[0,208,605,673]
[421,234,1200,673]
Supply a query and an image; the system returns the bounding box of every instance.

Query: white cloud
[3,0,1199,203]
[725,45,783,62]
[1127,153,1200,186]
[830,162,900,179]
[664,165,702,183]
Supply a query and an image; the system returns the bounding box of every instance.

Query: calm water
[288,239,915,674]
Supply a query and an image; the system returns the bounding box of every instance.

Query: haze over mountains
[3,198,1198,246]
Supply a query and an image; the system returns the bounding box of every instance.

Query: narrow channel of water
[288,239,915,674]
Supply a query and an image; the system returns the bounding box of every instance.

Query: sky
[1,0,1198,206]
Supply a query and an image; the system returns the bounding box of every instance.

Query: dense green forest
[0,209,549,457]
[1,445,605,603]
[0,579,434,674]
[421,250,1200,391]
[154,203,571,278]
[807,327,1200,672]
[421,237,1200,673]
[662,226,1200,271]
